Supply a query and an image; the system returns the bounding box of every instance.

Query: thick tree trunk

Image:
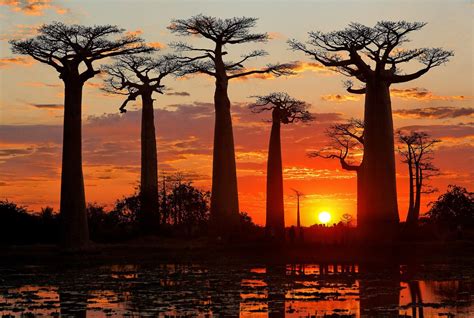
[139,92,159,233]
[413,165,422,224]
[359,80,399,238]
[406,157,416,225]
[59,80,89,249]
[210,51,240,235]
[265,110,285,239]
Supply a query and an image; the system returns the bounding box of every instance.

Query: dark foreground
[1,241,473,317]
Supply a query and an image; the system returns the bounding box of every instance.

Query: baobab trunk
[265,109,285,239]
[413,166,422,224]
[59,79,89,249]
[140,92,159,233]
[360,80,399,238]
[406,156,416,225]
[210,56,240,234]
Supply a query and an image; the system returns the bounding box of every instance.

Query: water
[0,262,472,317]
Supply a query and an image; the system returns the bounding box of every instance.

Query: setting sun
[318,211,331,224]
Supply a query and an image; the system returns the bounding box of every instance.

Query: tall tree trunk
[413,164,422,225]
[406,155,416,225]
[59,79,89,249]
[210,48,240,235]
[296,196,300,229]
[360,80,399,238]
[265,109,285,239]
[140,92,159,233]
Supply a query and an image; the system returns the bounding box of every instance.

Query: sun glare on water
[318,211,331,224]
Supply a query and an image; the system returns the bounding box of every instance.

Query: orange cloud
[21,81,60,88]
[268,32,284,40]
[391,87,470,101]
[0,23,39,40]
[0,56,35,68]
[291,61,334,75]
[148,42,166,49]
[125,29,143,37]
[393,107,474,119]
[320,94,360,102]
[0,0,68,16]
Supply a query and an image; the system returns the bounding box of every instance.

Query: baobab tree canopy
[168,15,294,79]
[289,21,453,91]
[103,54,183,112]
[250,92,313,124]
[10,22,153,82]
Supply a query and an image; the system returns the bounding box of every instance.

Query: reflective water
[0,263,473,317]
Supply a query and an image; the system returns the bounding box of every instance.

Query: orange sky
[0,0,473,226]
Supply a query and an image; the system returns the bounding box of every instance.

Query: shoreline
[2,239,473,266]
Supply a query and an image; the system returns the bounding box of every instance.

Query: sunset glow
[318,211,331,224]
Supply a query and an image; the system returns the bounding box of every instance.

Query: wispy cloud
[391,87,469,101]
[0,56,35,68]
[394,107,474,119]
[166,91,190,97]
[0,0,69,16]
[0,23,39,40]
[29,103,63,110]
[320,94,360,102]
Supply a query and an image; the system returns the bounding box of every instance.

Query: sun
[318,211,331,224]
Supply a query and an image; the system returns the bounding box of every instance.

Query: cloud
[393,107,474,119]
[283,167,354,180]
[125,29,143,36]
[320,94,360,102]
[0,23,39,40]
[268,32,284,40]
[232,61,334,81]
[21,81,60,88]
[312,112,345,122]
[148,42,166,49]
[0,0,69,16]
[29,103,63,110]
[166,91,190,97]
[0,56,35,68]
[391,87,469,101]
[397,123,474,139]
[290,61,334,75]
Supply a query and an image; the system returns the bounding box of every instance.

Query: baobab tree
[103,54,183,233]
[250,92,312,240]
[10,22,152,249]
[290,21,453,235]
[169,15,293,234]
[309,119,365,220]
[397,131,440,226]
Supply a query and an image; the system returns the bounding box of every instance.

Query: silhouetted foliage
[309,119,364,172]
[426,185,474,229]
[0,201,58,244]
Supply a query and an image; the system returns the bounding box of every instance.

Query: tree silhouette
[103,54,183,234]
[250,92,312,240]
[169,15,293,235]
[398,131,440,226]
[290,21,452,236]
[427,185,474,229]
[309,119,364,221]
[10,22,152,249]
